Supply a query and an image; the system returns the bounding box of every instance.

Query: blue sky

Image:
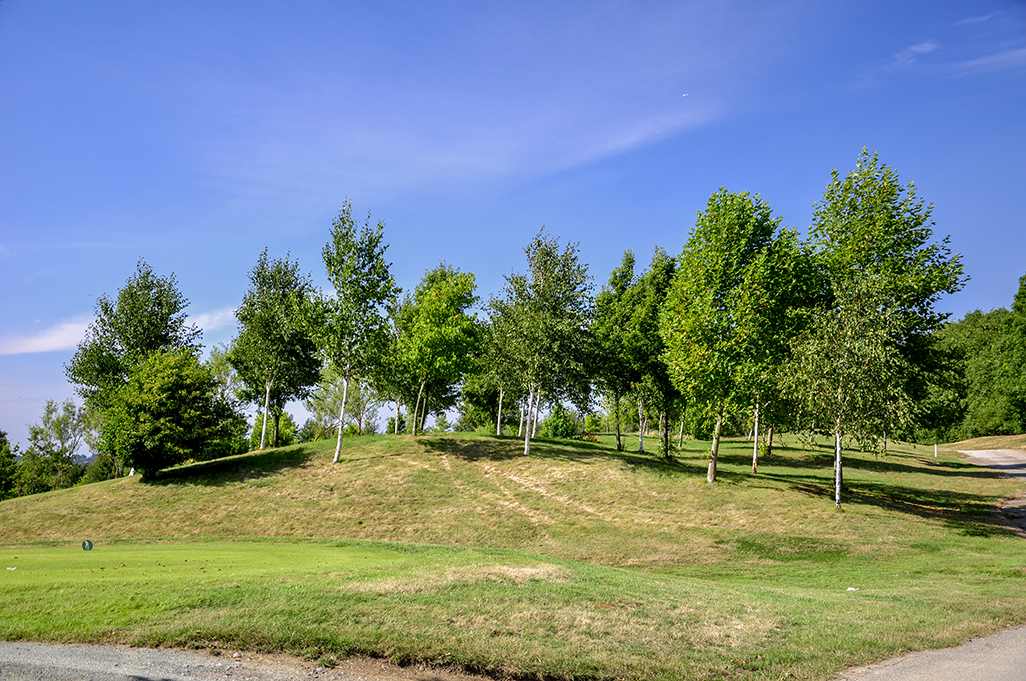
[1,1,1024,447]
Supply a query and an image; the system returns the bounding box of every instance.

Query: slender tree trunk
[678,415,685,448]
[660,410,668,457]
[518,399,525,437]
[496,387,505,436]
[412,380,425,435]
[532,392,541,437]
[834,419,843,508]
[333,375,351,463]
[421,396,429,432]
[614,390,623,452]
[637,397,645,453]
[751,400,760,474]
[708,409,723,483]
[260,381,272,450]
[766,424,774,457]
[523,385,535,455]
[394,399,401,434]
[883,431,887,454]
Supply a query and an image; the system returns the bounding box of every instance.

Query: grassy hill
[949,433,1026,451]
[3,432,1026,680]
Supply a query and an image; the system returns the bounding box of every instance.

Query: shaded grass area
[2,432,1026,680]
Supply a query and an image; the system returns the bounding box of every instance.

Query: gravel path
[832,448,1026,680]
[833,625,1026,681]
[0,641,489,681]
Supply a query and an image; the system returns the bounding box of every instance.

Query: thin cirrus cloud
[186,3,791,207]
[953,47,1026,74]
[0,307,237,356]
[890,42,939,69]
[0,317,92,356]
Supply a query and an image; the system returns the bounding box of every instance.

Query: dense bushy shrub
[541,403,579,439]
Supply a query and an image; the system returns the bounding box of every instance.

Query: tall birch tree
[502,230,593,456]
[593,251,639,451]
[661,189,781,482]
[624,247,679,457]
[317,201,400,462]
[229,251,321,450]
[786,150,966,506]
[397,264,479,434]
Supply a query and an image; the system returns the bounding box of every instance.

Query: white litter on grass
[6,567,15,571]
[847,587,859,591]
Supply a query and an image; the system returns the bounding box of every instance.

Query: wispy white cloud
[189,306,236,332]
[0,317,92,355]
[954,47,1026,74]
[958,12,999,25]
[0,307,237,356]
[179,3,802,206]
[890,42,939,69]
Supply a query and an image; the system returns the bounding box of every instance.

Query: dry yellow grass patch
[948,433,1026,451]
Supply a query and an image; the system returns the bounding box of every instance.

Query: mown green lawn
[2,432,1025,680]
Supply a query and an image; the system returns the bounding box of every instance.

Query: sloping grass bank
[2,433,1026,680]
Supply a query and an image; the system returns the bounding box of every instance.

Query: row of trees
[7,150,1002,509]
[926,275,1026,440]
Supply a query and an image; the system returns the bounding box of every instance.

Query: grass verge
[2,433,1026,680]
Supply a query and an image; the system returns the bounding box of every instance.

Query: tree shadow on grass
[419,435,709,478]
[754,467,1018,538]
[715,446,1013,481]
[143,445,318,487]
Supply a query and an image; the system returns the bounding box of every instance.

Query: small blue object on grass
[82,540,93,551]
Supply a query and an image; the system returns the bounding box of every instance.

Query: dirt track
[0,641,488,681]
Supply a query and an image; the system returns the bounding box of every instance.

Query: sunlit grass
[2,431,1026,679]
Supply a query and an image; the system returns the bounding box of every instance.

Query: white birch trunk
[708,409,723,483]
[259,381,272,450]
[412,380,425,435]
[394,399,400,434]
[532,392,541,438]
[637,397,645,453]
[834,420,843,508]
[523,385,535,456]
[751,401,760,474]
[332,375,350,463]
[496,387,505,436]
[614,391,622,451]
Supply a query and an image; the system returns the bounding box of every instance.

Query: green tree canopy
[66,260,200,412]
[99,349,237,478]
[229,250,321,450]
[661,189,786,481]
[397,264,479,434]
[316,201,399,462]
[809,149,966,419]
[0,430,20,501]
[501,230,593,455]
[786,150,966,506]
[592,250,639,451]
